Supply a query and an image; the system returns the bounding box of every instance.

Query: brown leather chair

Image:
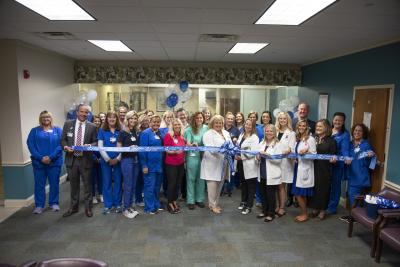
[375,211,400,263]
[347,187,400,257]
[36,258,107,267]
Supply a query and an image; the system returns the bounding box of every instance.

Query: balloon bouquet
[272,95,300,120]
[164,80,192,109]
[65,89,98,120]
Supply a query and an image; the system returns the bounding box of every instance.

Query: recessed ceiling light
[228,43,269,54]
[14,0,95,20]
[255,0,337,25]
[88,40,133,52]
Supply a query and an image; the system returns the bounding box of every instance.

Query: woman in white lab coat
[275,112,296,217]
[291,120,316,222]
[200,115,231,214]
[257,124,282,222]
[236,119,259,215]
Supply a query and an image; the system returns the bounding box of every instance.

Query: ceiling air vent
[35,32,76,40]
[199,34,239,43]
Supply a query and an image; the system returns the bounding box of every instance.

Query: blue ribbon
[376,196,400,209]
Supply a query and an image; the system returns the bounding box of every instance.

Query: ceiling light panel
[228,43,269,54]
[15,0,95,20]
[88,40,133,52]
[255,0,337,25]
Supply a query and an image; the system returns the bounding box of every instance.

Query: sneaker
[136,202,145,207]
[238,202,246,210]
[147,210,158,215]
[103,208,112,215]
[255,202,262,209]
[92,197,98,204]
[33,207,43,214]
[99,195,104,203]
[188,204,195,210]
[115,206,123,213]
[51,204,60,212]
[242,207,252,215]
[123,208,139,219]
[339,215,352,223]
[195,202,205,208]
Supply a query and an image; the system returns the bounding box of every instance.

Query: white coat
[200,129,231,182]
[257,140,282,185]
[237,133,259,179]
[278,129,296,183]
[294,136,316,188]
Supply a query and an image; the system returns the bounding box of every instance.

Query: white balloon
[87,89,98,102]
[164,84,174,97]
[273,108,281,118]
[279,100,287,112]
[289,96,300,107]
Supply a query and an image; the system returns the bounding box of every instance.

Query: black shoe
[85,208,93,217]
[339,215,353,223]
[62,209,78,217]
[188,204,195,210]
[293,201,299,208]
[241,207,251,215]
[167,204,178,214]
[195,202,205,208]
[238,202,246,210]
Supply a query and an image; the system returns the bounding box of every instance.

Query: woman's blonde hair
[208,114,225,129]
[39,110,53,127]
[168,118,184,137]
[275,111,293,131]
[262,124,279,145]
[160,110,175,128]
[295,119,310,141]
[124,110,139,132]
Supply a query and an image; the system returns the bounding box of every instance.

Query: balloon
[179,80,189,92]
[273,108,281,118]
[87,89,97,102]
[166,93,179,108]
[287,111,294,119]
[180,89,192,103]
[294,111,299,118]
[164,84,175,97]
[65,101,77,113]
[289,96,300,107]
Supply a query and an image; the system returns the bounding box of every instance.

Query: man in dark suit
[61,104,97,217]
[292,102,316,135]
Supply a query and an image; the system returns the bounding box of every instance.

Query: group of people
[27,102,375,223]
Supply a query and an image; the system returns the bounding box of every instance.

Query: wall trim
[4,174,67,208]
[385,180,400,191]
[2,160,32,167]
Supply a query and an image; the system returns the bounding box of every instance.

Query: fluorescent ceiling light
[228,43,269,54]
[255,0,337,25]
[15,0,95,20]
[88,40,133,52]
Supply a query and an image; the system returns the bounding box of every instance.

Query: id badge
[154,135,160,140]
[173,138,178,144]
[131,136,136,142]
[67,132,73,137]
[354,146,360,153]
[46,129,53,133]
[110,137,117,143]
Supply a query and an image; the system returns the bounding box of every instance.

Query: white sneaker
[92,197,98,204]
[136,202,145,207]
[123,208,139,219]
[99,195,104,203]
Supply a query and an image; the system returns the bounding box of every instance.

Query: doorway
[352,85,394,193]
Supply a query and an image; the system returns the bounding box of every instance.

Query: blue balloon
[179,80,189,92]
[288,111,294,119]
[166,93,179,108]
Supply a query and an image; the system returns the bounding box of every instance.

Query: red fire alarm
[23,69,30,79]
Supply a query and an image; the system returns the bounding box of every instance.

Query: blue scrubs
[98,128,122,209]
[327,130,350,213]
[27,126,63,208]
[347,139,373,207]
[139,128,163,213]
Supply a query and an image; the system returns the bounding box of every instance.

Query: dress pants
[121,157,139,210]
[186,156,205,204]
[206,180,225,209]
[165,164,185,203]
[91,161,102,197]
[143,172,163,213]
[100,160,122,209]
[260,178,278,216]
[67,157,92,210]
[33,165,61,208]
[135,163,144,204]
